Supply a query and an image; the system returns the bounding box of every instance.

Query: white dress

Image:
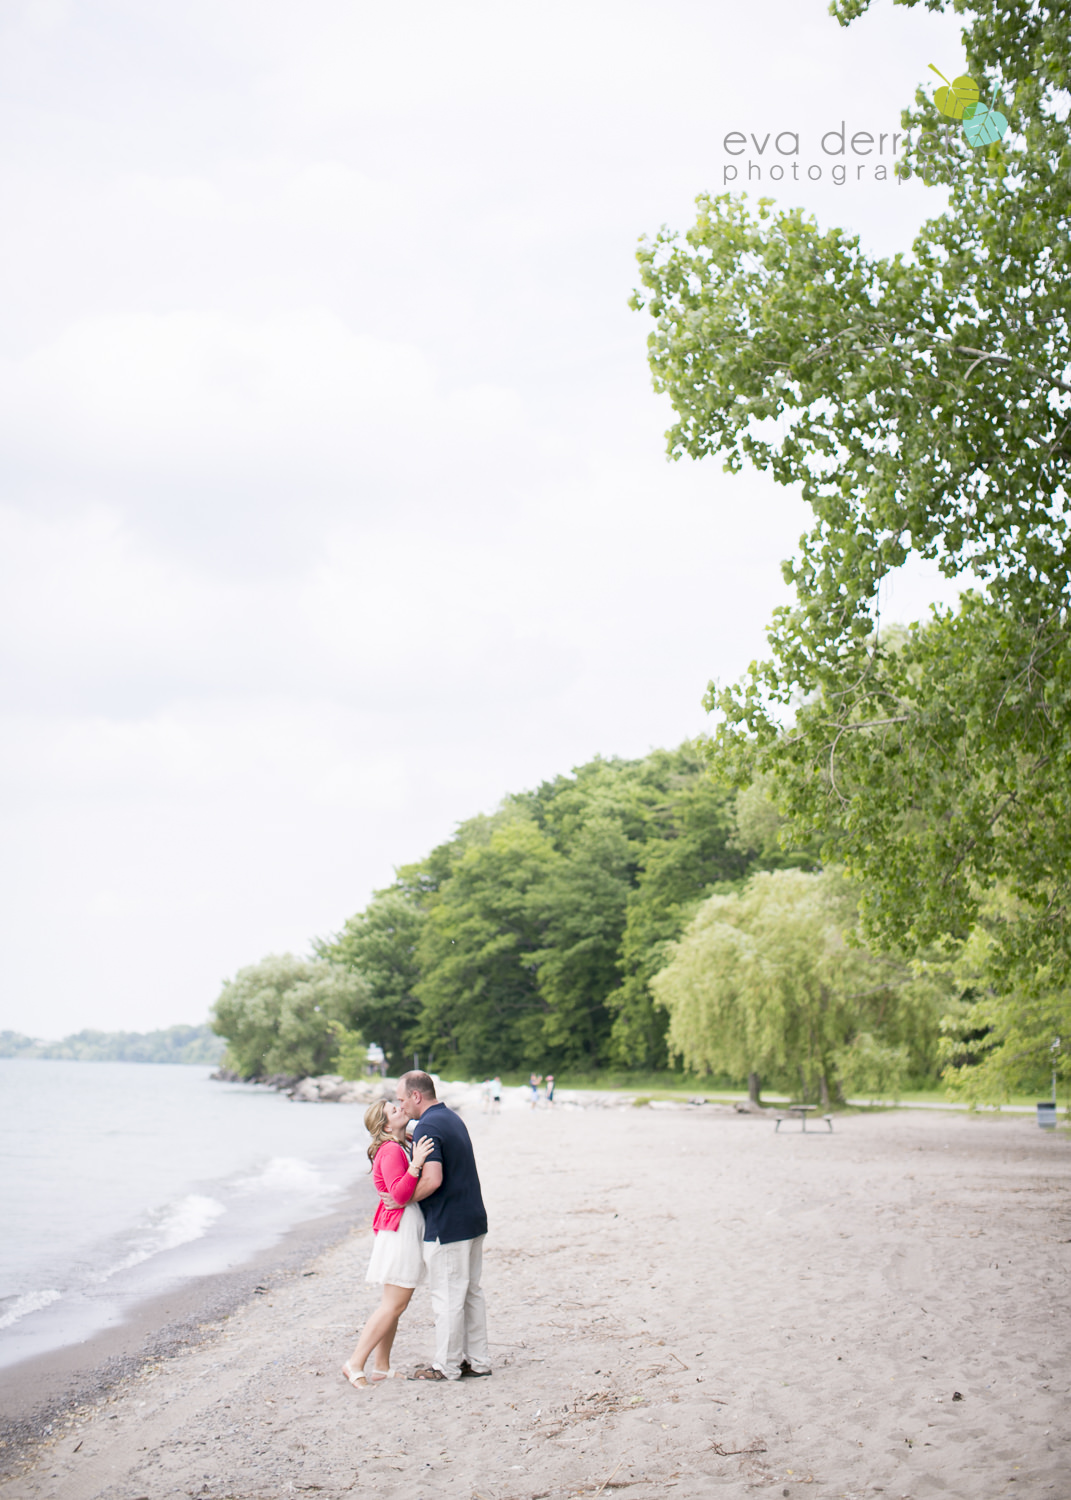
[365,1200,426,1289]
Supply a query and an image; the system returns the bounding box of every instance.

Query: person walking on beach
[391,1070,491,1382]
[342,1100,435,1388]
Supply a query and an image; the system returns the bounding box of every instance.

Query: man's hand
[378,1192,403,1210]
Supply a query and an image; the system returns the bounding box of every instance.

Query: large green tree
[937,890,1071,1101]
[211,954,367,1078]
[411,813,560,1074]
[410,791,639,1073]
[318,888,426,1073]
[632,1,1071,1017]
[526,812,635,1062]
[332,747,776,1075]
[652,869,944,1102]
[523,744,783,1069]
[606,758,753,1067]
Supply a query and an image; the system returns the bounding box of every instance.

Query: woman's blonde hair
[364,1099,395,1166]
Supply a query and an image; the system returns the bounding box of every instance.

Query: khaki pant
[423,1234,489,1380]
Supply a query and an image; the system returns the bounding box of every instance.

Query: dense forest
[322,744,797,1076]
[212,746,961,1101]
[214,745,789,1080]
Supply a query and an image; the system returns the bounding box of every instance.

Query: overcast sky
[0,0,967,1037]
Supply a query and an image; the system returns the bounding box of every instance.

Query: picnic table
[774,1104,833,1133]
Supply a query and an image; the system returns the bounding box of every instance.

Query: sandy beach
[1,1098,1068,1500]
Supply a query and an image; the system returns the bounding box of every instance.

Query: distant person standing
[391,1071,490,1382]
[529,1073,542,1108]
[545,1074,555,1106]
[491,1076,501,1114]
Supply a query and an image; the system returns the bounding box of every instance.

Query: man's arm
[412,1161,442,1201]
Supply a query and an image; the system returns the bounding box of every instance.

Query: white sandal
[341,1361,369,1388]
[370,1368,397,1381]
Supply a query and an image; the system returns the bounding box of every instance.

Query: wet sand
[1,1101,1068,1499]
[0,1178,376,1461]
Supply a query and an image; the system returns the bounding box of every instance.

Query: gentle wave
[92,1194,226,1282]
[0,1062,370,1368]
[232,1155,343,1198]
[0,1288,63,1330]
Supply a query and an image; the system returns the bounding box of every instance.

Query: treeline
[321,744,785,1076]
[211,745,957,1100]
[0,1023,224,1065]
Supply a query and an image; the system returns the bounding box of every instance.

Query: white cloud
[0,309,522,487]
[0,0,967,1035]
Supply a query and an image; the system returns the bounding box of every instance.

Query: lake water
[0,1060,370,1372]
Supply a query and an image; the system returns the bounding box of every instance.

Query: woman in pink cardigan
[342,1099,435,1388]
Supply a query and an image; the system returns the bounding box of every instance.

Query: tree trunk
[748,1071,762,1105]
[819,1071,831,1110]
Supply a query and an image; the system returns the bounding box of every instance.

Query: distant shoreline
[0,1024,222,1066]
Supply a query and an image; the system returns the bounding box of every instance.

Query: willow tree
[211,954,368,1078]
[651,869,941,1103]
[632,1,1071,1029]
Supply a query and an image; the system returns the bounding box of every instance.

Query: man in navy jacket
[394,1070,490,1382]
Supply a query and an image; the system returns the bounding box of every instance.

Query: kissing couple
[342,1070,491,1385]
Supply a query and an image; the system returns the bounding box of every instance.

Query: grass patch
[440,1070,1065,1113]
[487,1068,742,1094]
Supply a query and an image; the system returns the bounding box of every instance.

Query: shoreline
[0,1105,1067,1500]
[0,1173,377,1478]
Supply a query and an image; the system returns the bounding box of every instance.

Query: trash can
[1037,1101,1057,1130]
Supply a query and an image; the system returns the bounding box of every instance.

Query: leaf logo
[929,65,1009,148]
[928,65,979,121]
[962,96,1009,147]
